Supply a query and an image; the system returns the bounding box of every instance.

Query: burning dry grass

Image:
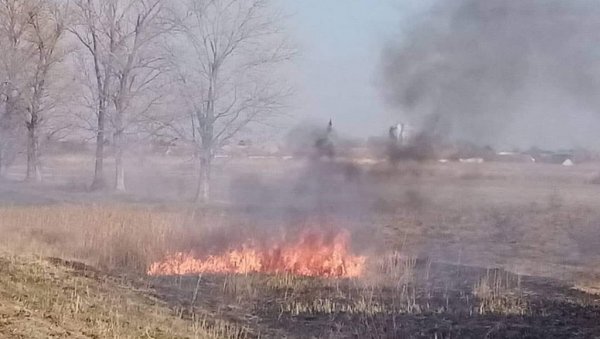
[0,204,370,280]
[0,205,263,338]
[148,229,366,278]
[0,204,191,273]
[1,203,599,337]
[0,159,599,336]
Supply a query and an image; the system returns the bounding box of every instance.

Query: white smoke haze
[381,0,600,150]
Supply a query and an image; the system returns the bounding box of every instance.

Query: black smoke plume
[381,0,600,148]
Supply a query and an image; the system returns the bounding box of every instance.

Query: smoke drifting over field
[381,0,600,149]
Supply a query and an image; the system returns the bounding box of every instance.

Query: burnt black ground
[149,260,600,339]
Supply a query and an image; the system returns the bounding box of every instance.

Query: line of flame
[148,230,365,278]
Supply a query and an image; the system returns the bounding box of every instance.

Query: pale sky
[275,1,600,150]
[280,1,430,139]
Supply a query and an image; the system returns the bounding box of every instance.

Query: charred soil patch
[150,259,600,338]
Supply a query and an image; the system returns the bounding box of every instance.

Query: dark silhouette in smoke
[314,119,336,159]
[381,0,600,148]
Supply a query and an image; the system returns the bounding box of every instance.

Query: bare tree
[0,2,29,178]
[110,0,169,192]
[71,0,170,192]
[168,0,292,202]
[0,83,23,176]
[70,0,118,190]
[0,0,66,182]
[25,2,67,182]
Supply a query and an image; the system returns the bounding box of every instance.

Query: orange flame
[148,229,365,278]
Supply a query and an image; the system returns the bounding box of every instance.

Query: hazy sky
[281,1,428,139]
[281,1,600,150]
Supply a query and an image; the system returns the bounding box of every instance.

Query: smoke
[283,121,334,157]
[380,0,600,149]
[231,122,366,220]
[220,121,390,254]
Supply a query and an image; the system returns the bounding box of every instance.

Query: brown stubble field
[2,155,600,337]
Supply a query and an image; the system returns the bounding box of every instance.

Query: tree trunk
[90,105,106,190]
[114,129,126,192]
[196,145,211,203]
[25,122,41,182]
[196,61,217,204]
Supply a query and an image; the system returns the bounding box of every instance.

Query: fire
[148,229,365,278]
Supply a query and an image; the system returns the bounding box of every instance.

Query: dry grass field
[1,155,600,337]
[0,256,245,338]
